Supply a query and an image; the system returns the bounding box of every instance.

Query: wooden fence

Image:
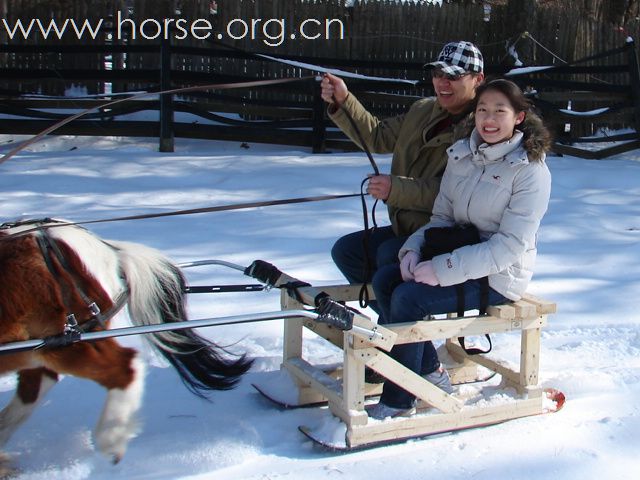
[1,38,639,159]
[1,0,640,158]
[1,0,638,92]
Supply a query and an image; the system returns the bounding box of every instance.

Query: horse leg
[95,356,145,464]
[0,368,59,448]
[0,450,18,478]
[41,339,144,463]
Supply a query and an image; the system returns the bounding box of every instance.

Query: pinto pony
[0,220,252,463]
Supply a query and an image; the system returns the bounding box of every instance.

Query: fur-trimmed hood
[455,110,550,162]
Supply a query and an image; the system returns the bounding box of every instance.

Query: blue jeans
[372,263,510,409]
[331,226,408,313]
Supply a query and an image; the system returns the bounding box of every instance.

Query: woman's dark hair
[472,78,552,159]
[475,78,531,113]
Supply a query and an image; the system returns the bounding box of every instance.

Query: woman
[367,79,552,420]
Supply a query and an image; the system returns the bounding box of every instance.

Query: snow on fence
[1,0,639,158]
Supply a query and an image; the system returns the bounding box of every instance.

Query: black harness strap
[333,97,381,309]
[336,100,380,177]
[357,176,377,309]
[456,277,492,355]
[314,293,354,330]
[184,284,265,294]
[280,280,312,303]
[34,226,130,343]
[75,288,130,335]
[420,225,493,356]
[243,259,352,330]
[0,217,57,230]
[458,334,492,356]
[243,259,311,302]
[37,288,131,350]
[244,259,282,287]
[36,227,97,312]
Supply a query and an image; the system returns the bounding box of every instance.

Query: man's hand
[321,73,349,105]
[367,174,392,201]
[400,251,420,281]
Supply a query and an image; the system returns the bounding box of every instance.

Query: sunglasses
[431,69,471,81]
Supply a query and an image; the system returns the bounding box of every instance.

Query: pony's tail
[112,242,253,397]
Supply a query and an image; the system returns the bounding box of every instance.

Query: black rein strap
[455,277,492,355]
[334,97,382,309]
[0,193,360,244]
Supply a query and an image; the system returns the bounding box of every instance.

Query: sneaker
[366,402,415,420]
[423,367,454,394]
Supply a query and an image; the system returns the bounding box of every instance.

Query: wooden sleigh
[252,270,564,450]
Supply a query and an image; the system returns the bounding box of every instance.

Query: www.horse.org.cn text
[1,11,347,47]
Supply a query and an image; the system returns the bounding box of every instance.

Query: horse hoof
[96,434,127,465]
[95,418,137,464]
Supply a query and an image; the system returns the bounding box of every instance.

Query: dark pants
[372,263,510,409]
[331,226,408,313]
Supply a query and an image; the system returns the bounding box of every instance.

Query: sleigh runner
[252,272,563,450]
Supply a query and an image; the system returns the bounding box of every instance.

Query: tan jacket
[329,93,467,236]
[399,128,552,301]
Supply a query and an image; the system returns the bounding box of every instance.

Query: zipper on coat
[465,164,485,222]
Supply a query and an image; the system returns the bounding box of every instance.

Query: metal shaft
[177,259,246,272]
[0,309,318,354]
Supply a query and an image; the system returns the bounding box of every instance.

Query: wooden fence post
[626,39,640,141]
[506,0,538,64]
[311,77,326,154]
[159,37,174,153]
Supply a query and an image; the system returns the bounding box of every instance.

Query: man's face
[432,71,484,115]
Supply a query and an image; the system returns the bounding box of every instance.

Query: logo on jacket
[492,175,501,181]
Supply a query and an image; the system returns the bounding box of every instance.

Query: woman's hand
[413,260,440,286]
[400,251,420,281]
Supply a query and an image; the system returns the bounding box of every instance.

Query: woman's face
[474,89,525,144]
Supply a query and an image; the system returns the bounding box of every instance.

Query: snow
[255,55,419,84]
[558,107,610,116]
[1,131,640,479]
[64,84,89,97]
[506,65,556,76]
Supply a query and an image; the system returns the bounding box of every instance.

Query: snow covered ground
[1,133,639,479]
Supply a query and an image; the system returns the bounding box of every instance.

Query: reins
[333,96,382,309]
[1,53,386,309]
[0,73,369,243]
[0,75,315,165]
[0,192,360,242]
[0,47,402,357]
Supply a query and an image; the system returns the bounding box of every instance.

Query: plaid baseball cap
[425,41,484,76]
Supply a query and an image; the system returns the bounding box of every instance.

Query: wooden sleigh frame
[256,270,559,449]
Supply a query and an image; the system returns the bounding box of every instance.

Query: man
[321,41,485,309]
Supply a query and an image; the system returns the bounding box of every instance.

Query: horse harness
[26,220,130,347]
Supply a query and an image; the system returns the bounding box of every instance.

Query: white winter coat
[398,128,552,301]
